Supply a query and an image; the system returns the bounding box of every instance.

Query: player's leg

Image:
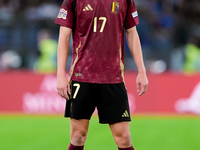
[67,81,96,150]
[109,121,134,150]
[97,82,134,149]
[68,118,89,150]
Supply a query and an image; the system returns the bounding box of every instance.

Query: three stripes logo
[111,2,119,13]
[122,110,129,117]
[83,4,93,11]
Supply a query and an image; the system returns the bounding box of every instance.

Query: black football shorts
[64,80,131,124]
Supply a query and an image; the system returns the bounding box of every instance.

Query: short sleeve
[124,0,139,29]
[55,0,75,29]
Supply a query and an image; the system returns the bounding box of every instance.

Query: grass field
[0,114,200,150]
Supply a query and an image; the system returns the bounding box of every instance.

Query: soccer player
[55,0,148,150]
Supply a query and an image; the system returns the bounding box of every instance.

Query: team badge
[57,8,67,19]
[132,11,138,18]
[111,2,119,13]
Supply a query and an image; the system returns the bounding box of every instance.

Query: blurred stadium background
[0,0,200,150]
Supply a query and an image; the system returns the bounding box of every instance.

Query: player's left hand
[136,72,148,96]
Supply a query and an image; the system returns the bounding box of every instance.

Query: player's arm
[126,26,148,96]
[57,26,72,100]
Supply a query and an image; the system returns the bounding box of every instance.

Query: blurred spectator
[33,29,58,74]
[182,33,200,74]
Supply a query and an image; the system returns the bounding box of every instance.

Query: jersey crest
[111,2,119,13]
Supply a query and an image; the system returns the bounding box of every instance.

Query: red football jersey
[55,0,139,83]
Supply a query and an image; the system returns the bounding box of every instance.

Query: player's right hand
[57,75,71,100]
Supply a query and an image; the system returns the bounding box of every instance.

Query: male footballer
[55,0,148,149]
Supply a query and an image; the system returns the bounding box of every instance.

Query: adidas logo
[122,110,129,117]
[83,4,93,11]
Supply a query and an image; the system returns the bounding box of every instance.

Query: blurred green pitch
[0,115,200,150]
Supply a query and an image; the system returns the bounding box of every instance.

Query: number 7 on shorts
[73,83,80,99]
